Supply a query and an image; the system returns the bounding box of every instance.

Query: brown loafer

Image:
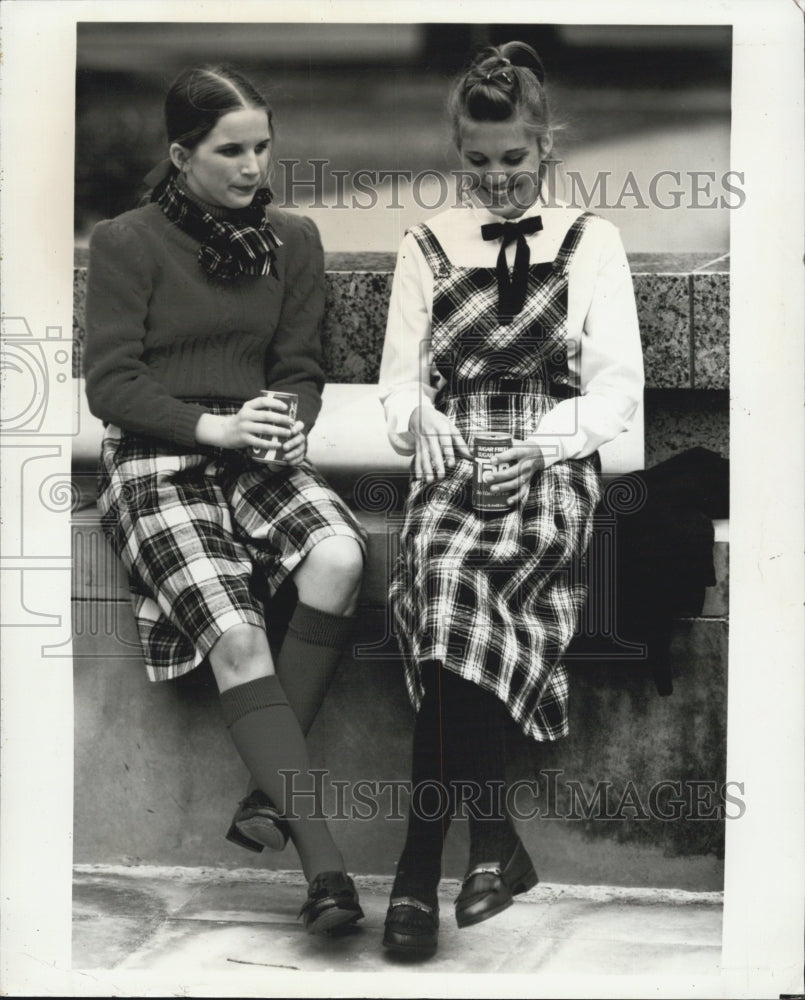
[454,839,538,928]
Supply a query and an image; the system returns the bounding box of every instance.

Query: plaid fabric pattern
[390,214,602,742]
[157,177,282,281]
[98,405,367,682]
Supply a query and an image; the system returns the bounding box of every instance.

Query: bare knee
[295,536,364,614]
[313,536,364,586]
[208,623,274,693]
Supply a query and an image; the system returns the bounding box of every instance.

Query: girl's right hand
[409,405,471,481]
[195,395,295,451]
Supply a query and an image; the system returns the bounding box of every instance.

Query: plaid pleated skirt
[97,405,367,682]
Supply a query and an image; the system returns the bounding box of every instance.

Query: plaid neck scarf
[156,175,282,281]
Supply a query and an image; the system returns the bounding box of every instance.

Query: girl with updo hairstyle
[84,65,367,935]
[379,41,644,956]
[447,41,556,196]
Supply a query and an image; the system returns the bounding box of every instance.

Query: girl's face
[172,107,271,210]
[458,117,547,218]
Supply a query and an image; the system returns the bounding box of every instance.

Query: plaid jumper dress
[389,212,602,742]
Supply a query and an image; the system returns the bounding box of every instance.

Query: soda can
[250,390,299,463]
[472,432,513,512]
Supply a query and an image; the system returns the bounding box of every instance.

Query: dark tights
[390,661,519,907]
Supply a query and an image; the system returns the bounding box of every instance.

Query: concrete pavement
[73,864,723,984]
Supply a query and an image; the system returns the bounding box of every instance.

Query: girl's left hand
[281,420,307,466]
[483,442,546,507]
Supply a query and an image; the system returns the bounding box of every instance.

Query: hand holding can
[472,432,513,512]
[251,390,299,463]
[481,440,547,507]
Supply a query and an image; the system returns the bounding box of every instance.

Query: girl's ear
[539,133,554,157]
[169,142,190,174]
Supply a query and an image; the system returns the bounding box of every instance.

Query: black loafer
[299,871,364,935]
[225,789,290,854]
[383,896,439,956]
[454,839,538,928]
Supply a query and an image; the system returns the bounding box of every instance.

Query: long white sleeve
[378,232,438,455]
[527,221,644,467]
[378,204,644,464]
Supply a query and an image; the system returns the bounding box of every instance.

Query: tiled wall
[633,273,729,391]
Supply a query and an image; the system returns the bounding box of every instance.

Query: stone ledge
[71,508,729,617]
[72,862,725,903]
[69,378,645,476]
[73,247,730,274]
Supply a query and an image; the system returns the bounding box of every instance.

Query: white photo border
[1,1,803,997]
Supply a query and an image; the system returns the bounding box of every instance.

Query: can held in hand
[472,432,513,512]
[250,390,299,463]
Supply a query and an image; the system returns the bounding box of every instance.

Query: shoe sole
[230,816,288,853]
[225,822,263,854]
[305,906,364,936]
[512,868,539,896]
[455,894,513,928]
[382,930,438,957]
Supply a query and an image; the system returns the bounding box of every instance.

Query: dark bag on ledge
[570,447,730,696]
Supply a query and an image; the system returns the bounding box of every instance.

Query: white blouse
[378,198,645,469]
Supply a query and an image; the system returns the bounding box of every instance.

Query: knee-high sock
[391,661,452,909]
[275,601,355,734]
[441,671,518,871]
[243,602,355,797]
[220,675,344,881]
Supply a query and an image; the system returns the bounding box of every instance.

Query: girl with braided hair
[379,41,644,956]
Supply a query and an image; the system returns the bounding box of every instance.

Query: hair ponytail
[498,41,545,84]
[448,41,555,147]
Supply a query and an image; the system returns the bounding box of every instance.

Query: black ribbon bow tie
[481,215,544,324]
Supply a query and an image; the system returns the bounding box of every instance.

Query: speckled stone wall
[71,251,730,399]
[692,274,729,389]
[633,274,692,390]
[321,272,393,383]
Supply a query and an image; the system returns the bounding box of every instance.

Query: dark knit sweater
[83,201,325,448]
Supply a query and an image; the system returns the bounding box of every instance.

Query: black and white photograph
[1,2,803,997]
